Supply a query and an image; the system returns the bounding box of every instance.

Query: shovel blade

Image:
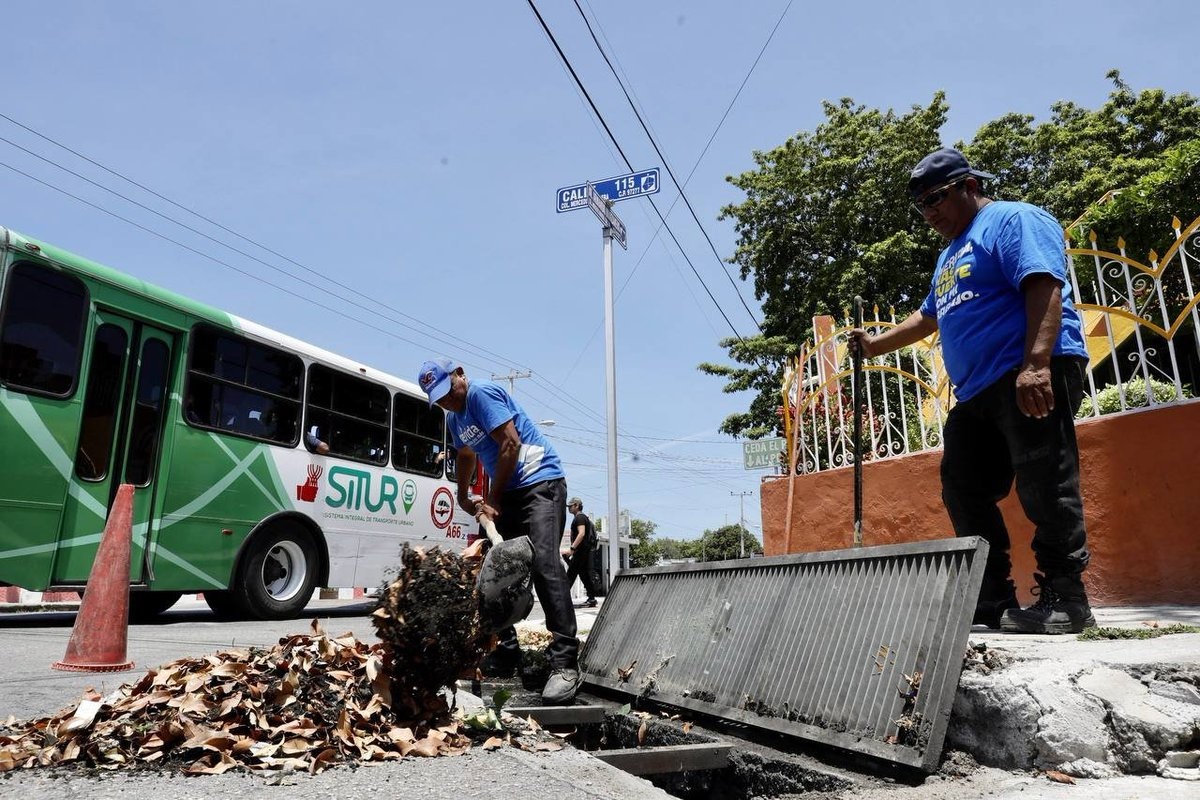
[476,535,535,631]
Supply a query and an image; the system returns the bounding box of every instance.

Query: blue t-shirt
[447,381,565,491]
[918,201,1088,401]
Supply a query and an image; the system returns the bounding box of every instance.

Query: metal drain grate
[579,537,989,772]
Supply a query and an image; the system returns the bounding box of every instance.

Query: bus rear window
[185,325,303,445]
[0,262,88,396]
[305,365,389,465]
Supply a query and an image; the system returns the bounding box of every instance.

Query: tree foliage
[628,517,660,568]
[709,72,1200,437]
[626,525,763,565]
[692,524,762,562]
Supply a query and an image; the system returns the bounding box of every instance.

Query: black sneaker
[480,647,521,678]
[974,594,1019,629]
[973,579,1018,629]
[1001,573,1096,634]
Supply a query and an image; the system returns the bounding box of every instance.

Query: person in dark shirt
[561,497,598,608]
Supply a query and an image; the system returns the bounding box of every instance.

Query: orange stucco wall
[762,399,1200,605]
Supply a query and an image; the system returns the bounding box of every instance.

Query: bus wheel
[235,525,318,620]
[128,591,183,622]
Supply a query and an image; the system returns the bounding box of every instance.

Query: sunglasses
[912,180,964,213]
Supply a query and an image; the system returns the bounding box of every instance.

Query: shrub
[1077,376,1191,418]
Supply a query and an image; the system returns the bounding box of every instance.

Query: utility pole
[731,491,752,558]
[491,370,532,394]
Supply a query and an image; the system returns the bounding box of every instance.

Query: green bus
[0,225,476,619]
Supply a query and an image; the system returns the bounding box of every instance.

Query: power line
[0,117,627,437]
[572,0,782,333]
[523,0,749,346]
[557,1,793,381]
[0,118,527,375]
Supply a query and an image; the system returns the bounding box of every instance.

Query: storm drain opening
[579,538,989,774]
[596,709,857,800]
[482,695,855,800]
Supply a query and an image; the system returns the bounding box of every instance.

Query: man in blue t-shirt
[418,357,581,703]
[850,148,1095,635]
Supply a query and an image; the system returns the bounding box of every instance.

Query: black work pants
[940,357,1090,584]
[565,547,598,599]
[493,477,578,668]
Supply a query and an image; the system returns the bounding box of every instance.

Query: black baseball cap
[908,148,995,198]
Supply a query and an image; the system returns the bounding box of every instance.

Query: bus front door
[51,311,175,586]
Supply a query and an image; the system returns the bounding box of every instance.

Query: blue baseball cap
[908,148,995,198]
[417,358,456,407]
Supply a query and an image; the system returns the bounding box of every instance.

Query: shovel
[475,516,535,632]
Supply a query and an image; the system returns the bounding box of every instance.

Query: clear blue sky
[3,1,1197,542]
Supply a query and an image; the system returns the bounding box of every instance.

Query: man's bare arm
[848,310,938,358]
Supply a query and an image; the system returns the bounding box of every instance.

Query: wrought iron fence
[781,214,1200,475]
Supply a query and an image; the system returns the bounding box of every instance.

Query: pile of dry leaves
[0,544,498,775]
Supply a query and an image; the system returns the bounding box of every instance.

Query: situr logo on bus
[295,465,417,515]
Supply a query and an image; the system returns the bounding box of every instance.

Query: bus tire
[128,591,183,622]
[233,524,318,620]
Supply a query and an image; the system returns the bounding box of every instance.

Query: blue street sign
[556,168,660,213]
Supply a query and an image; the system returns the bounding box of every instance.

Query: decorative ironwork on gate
[780,214,1200,475]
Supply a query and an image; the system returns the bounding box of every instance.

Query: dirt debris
[961,642,1013,675]
[370,543,493,713]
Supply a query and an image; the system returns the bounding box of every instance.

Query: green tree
[706,94,950,437]
[628,517,661,568]
[966,70,1200,257]
[693,524,762,562]
[655,536,698,561]
[710,73,1200,438]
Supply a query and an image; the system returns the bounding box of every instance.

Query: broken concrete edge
[948,634,1200,780]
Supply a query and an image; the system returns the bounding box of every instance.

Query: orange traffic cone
[52,484,135,672]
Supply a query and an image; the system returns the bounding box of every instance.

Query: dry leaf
[482,736,505,750]
[57,700,103,735]
[637,719,648,746]
[1045,770,1076,784]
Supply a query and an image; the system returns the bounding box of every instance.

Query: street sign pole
[602,210,621,589]
[588,183,626,591]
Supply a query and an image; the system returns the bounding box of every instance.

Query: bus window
[0,262,88,396]
[305,364,389,465]
[392,393,445,477]
[444,445,487,496]
[75,324,128,481]
[124,338,170,486]
[184,325,302,446]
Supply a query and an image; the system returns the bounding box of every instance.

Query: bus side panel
[148,420,290,592]
[0,388,80,590]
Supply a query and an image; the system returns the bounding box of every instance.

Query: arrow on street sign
[743,437,785,470]
[557,167,660,213]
